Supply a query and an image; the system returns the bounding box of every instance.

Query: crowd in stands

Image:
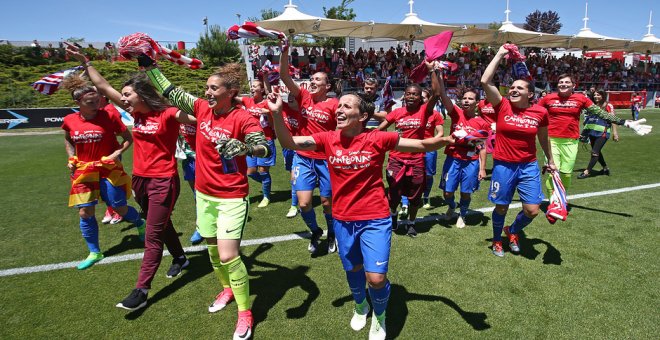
[251,44,660,92]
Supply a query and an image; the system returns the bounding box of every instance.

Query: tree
[247,8,281,22]
[488,21,501,30]
[319,0,357,49]
[196,25,242,66]
[523,10,562,34]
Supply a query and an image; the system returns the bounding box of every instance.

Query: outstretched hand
[266,92,283,114]
[64,42,87,63]
[624,118,652,136]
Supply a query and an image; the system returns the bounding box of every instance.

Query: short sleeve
[311,131,328,153]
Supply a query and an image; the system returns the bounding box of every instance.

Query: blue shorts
[488,160,544,205]
[182,157,195,181]
[440,156,480,194]
[282,148,295,171]
[334,217,392,274]
[424,151,437,176]
[292,153,332,197]
[75,178,128,208]
[247,139,277,168]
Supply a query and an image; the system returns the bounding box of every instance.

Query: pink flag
[408,31,454,83]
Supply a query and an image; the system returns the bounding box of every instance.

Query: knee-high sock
[121,206,141,224]
[300,209,321,232]
[223,256,250,311]
[559,172,572,191]
[324,213,334,237]
[80,216,100,253]
[423,176,434,202]
[291,181,298,207]
[208,245,230,289]
[368,280,391,316]
[459,197,471,218]
[492,210,506,242]
[248,172,263,183]
[445,194,456,209]
[259,171,271,199]
[509,211,534,234]
[346,268,367,304]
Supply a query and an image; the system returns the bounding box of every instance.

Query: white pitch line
[2,182,659,278]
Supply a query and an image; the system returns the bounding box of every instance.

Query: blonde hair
[61,74,96,101]
[211,63,245,96]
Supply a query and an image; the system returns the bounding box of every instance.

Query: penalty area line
[1,182,659,277]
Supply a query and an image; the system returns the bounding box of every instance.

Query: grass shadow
[567,203,633,217]
[332,284,490,337]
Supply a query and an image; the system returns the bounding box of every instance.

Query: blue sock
[291,182,298,207]
[324,213,334,237]
[248,172,262,183]
[492,210,506,242]
[122,206,141,224]
[368,280,391,316]
[401,196,409,207]
[459,197,471,218]
[300,209,321,232]
[509,211,534,234]
[346,268,367,304]
[259,172,271,199]
[423,176,434,203]
[80,216,100,253]
[446,195,456,209]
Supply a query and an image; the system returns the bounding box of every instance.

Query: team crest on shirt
[335,150,342,157]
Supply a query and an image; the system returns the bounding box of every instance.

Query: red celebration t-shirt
[295,88,338,159]
[241,97,274,140]
[445,105,491,160]
[538,93,593,139]
[61,108,125,162]
[491,98,549,163]
[131,107,180,177]
[312,129,399,221]
[385,102,431,160]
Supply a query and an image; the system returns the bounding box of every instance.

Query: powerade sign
[0,106,134,129]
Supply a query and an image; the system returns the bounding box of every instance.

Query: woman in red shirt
[270,90,453,340]
[67,47,195,311]
[61,76,144,271]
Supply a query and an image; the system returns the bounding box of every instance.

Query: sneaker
[456,216,466,229]
[135,219,146,242]
[166,256,189,278]
[257,197,270,208]
[406,223,418,238]
[350,301,370,331]
[422,202,432,210]
[577,172,590,179]
[116,289,148,311]
[190,230,203,245]
[101,209,113,224]
[504,226,520,253]
[369,311,386,340]
[286,206,298,218]
[209,288,235,313]
[491,241,504,257]
[76,252,104,270]
[233,310,253,340]
[398,205,409,219]
[602,168,610,176]
[308,229,324,254]
[327,235,337,253]
[109,212,123,224]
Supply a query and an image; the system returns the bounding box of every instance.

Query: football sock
[300,209,321,233]
[346,268,367,304]
[324,213,334,237]
[248,172,263,183]
[423,176,434,202]
[208,245,230,288]
[459,197,471,218]
[79,216,100,253]
[291,182,298,207]
[122,206,141,224]
[260,171,271,199]
[446,195,457,209]
[509,211,533,234]
[492,210,506,242]
[223,256,250,311]
[368,280,391,316]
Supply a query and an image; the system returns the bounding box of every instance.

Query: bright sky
[2,0,658,43]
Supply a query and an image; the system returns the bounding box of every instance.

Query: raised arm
[425,62,441,116]
[279,43,301,98]
[66,46,124,109]
[143,65,198,116]
[437,69,455,115]
[267,93,316,151]
[480,46,509,107]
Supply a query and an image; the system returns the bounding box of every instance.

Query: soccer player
[377,69,443,237]
[280,42,339,254]
[538,74,648,195]
[240,79,277,208]
[67,47,193,310]
[61,75,145,270]
[437,75,489,229]
[269,86,453,340]
[481,45,557,257]
[144,60,270,340]
[578,89,619,179]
